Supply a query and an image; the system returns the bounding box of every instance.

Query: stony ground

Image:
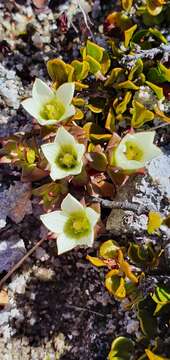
[0,1,170,359]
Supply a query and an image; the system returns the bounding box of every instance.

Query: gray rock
[106,152,170,236]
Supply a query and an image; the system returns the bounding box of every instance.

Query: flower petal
[55,126,76,146]
[50,165,69,180]
[86,207,100,227]
[57,233,78,254]
[76,144,86,162]
[55,82,75,105]
[61,193,84,214]
[21,98,40,119]
[115,131,162,170]
[59,105,75,122]
[40,211,67,233]
[32,78,54,103]
[41,143,59,163]
[57,231,94,255]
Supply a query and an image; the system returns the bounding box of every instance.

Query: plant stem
[89,196,148,215]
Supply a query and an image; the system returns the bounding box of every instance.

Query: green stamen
[56,145,78,170]
[40,98,65,121]
[124,141,143,161]
[64,211,91,239]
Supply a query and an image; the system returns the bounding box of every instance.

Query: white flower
[41,126,85,180]
[21,78,75,126]
[40,193,100,254]
[113,131,162,171]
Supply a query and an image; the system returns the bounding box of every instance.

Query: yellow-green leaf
[147,211,163,234]
[124,24,137,48]
[73,108,84,120]
[71,60,90,80]
[72,97,86,107]
[159,63,170,82]
[146,0,163,16]
[47,58,68,86]
[128,59,143,81]
[26,148,35,164]
[114,80,139,90]
[87,104,103,113]
[115,91,132,114]
[115,277,126,299]
[105,107,116,132]
[105,68,124,87]
[99,240,119,259]
[122,0,133,12]
[149,28,167,44]
[86,255,106,267]
[145,349,169,360]
[85,55,101,74]
[101,51,111,74]
[145,81,164,100]
[86,40,104,62]
[131,100,154,128]
[105,274,121,295]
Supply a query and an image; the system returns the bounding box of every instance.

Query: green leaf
[105,108,116,132]
[109,336,134,360]
[105,68,124,87]
[147,67,166,83]
[155,286,170,302]
[158,63,170,82]
[114,80,139,90]
[132,29,149,44]
[101,51,111,74]
[149,28,167,44]
[71,60,90,80]
[137,297,157,338]
[115,91,132,114]
[26,148,36,164]
[105,274,120,294]
[47,58,68,86]
[86,40,104,62]
[145,81,164,100]
[124,24,137,48]
[131,100,154,128]
[85,55,101,74]
[128,59,143,81]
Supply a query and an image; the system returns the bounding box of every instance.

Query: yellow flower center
[56,145,78,170]
[124,141,143,161]
[40,98,65,121]
[64,211,90,239]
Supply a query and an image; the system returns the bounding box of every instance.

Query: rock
[0,182,32,229]
[106,152,170,236]
[0,64,24,110]
[0,238,26,273]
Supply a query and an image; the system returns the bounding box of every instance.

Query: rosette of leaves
[128,242,160,268]
[151,285,170,315]
[0,135,47,181]
[108,336,134,360]
[87,240,138,300]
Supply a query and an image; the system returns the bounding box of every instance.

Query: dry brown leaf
[8,182,32,224]
[0,289,8,306]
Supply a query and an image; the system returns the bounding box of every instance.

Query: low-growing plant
[0,0,170,357]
